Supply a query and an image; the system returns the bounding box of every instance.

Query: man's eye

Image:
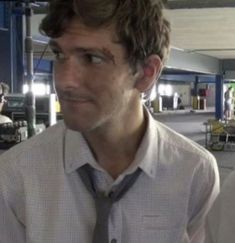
[85,54,103,64]
[51,49,66,61]
[55,52,66,61]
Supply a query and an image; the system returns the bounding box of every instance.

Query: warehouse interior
[0,1,235,179]
[1,1,235,242]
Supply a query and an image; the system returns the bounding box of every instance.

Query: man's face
[51,18,140,132]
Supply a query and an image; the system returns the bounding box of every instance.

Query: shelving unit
[204,120,235,151]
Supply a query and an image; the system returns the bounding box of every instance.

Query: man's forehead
[49,24,121,54]
[48,38,117,56]
[55,17,118,43]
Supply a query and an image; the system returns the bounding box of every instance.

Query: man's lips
[61,97,89,102]
[57,90,93,104]
[59,95,92,104]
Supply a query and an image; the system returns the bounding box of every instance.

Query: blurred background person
[224,86,234,120]
[0,82,12,124]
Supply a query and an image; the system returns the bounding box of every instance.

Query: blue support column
[12,8,24,93]
[0,3,12,88]
[0,2,23,93]
[215,75,224,120]
[10,2,24,93]
[0,2,4,27]
[194,76,199,96]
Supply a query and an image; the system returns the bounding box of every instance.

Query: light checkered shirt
[0,109,219,243]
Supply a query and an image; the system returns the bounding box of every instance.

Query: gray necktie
[78,164,142,243]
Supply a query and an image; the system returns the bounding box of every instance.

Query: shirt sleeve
[204,198,220,243]
[186,154,220,243]
[0,160,26,243]
[205,170,235,243]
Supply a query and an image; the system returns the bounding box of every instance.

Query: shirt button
[111,239,117,243]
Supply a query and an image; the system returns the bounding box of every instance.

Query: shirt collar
[135,108,159,178]
[64,129,100,174]
[64,107,159,179]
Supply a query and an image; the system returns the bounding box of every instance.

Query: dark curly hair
[40,0,171,67]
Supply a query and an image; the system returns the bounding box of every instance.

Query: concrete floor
[155,109,235,185]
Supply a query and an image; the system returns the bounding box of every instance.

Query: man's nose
[54,57,84,87]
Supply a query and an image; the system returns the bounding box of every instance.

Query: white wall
[171,83,191,106]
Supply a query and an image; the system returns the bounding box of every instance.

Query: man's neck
[84,105,147,179]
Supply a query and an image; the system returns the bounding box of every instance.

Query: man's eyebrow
[48,41,116,64]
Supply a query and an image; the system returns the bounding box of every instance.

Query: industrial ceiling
[164,0,235,60]
[166,0,235,9]
[165,7,235,59]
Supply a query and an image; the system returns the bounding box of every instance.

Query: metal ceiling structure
[164,7,235,60]
[166,0,235,9]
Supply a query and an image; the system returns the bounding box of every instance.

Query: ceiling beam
[166,0,235,9]
[166,48,221,75]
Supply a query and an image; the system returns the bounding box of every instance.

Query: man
[224,86,233,120]
[0,0,219,242]
[205,171,235,243]
[0,82,12,124]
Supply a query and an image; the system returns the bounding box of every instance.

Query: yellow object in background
[208,119,225,134]
[152,97,162,113]
[192,96,200,110]
[55,101,61,113]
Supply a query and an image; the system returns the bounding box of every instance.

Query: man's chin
[64,120,82,131]
[63,119,92,133]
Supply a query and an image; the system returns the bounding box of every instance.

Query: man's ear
[134,55,162,92]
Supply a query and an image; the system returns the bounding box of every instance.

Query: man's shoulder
[0,121,68,194]
[154,119,216,167]
[0,121,65,167]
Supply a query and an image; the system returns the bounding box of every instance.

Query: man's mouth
[59,95,91,103]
